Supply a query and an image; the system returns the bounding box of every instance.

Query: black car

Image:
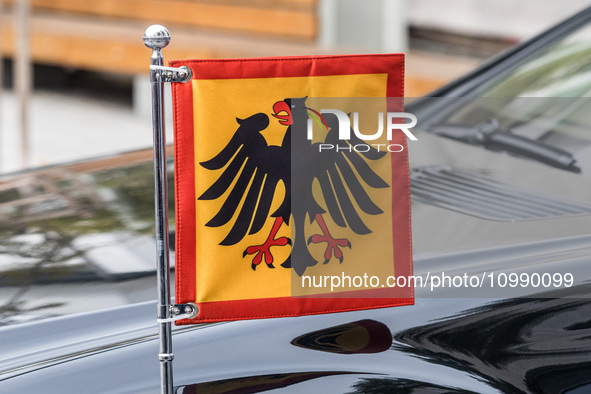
[2,6,591,394]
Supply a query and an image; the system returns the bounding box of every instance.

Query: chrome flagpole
[143,25,174,394]
[144,25,195,394]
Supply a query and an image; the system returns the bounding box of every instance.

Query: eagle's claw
[244,235,291,270]
[308,232,351,265]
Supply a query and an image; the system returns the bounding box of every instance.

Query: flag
[170,54,413,324]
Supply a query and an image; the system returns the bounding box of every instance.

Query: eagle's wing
[313,118,389,235]
[199,113,288,245]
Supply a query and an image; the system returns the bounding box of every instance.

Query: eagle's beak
[272,100,293,126]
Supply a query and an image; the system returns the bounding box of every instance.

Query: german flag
[170,54,413,324]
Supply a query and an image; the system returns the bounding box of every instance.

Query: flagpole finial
[143,25,171,50]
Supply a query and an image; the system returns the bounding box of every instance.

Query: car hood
[1,133,591,392]
[0,133,590,317]
[409,130,591,259]
[0,149,175,324]
[0,284,590,393]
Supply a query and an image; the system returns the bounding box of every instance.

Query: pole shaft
[150,47,174,394]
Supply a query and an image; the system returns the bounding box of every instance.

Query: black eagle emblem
[198,98,389,276]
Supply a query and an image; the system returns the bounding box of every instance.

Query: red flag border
[170,54,413,324]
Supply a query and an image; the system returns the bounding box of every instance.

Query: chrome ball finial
[143,25,171,50]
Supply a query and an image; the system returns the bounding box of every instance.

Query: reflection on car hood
[409,130,591,259]
[1,131,591,323]
[0,285,590,393]
[0,149,175,325]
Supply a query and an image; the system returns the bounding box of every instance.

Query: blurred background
[0,0,590,173]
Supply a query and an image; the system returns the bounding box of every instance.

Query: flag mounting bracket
[150,65,192,83]
[157,302,199,323]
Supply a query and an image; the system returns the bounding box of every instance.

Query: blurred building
[2,0,587,96]
[0,0,589,171]
[410,0,591,43]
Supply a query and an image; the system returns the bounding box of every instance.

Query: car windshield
[476,23,591,98]
[427,21,591,175]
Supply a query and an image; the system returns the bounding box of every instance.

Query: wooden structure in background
[0,0,476,97]
[0,0,319,75]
